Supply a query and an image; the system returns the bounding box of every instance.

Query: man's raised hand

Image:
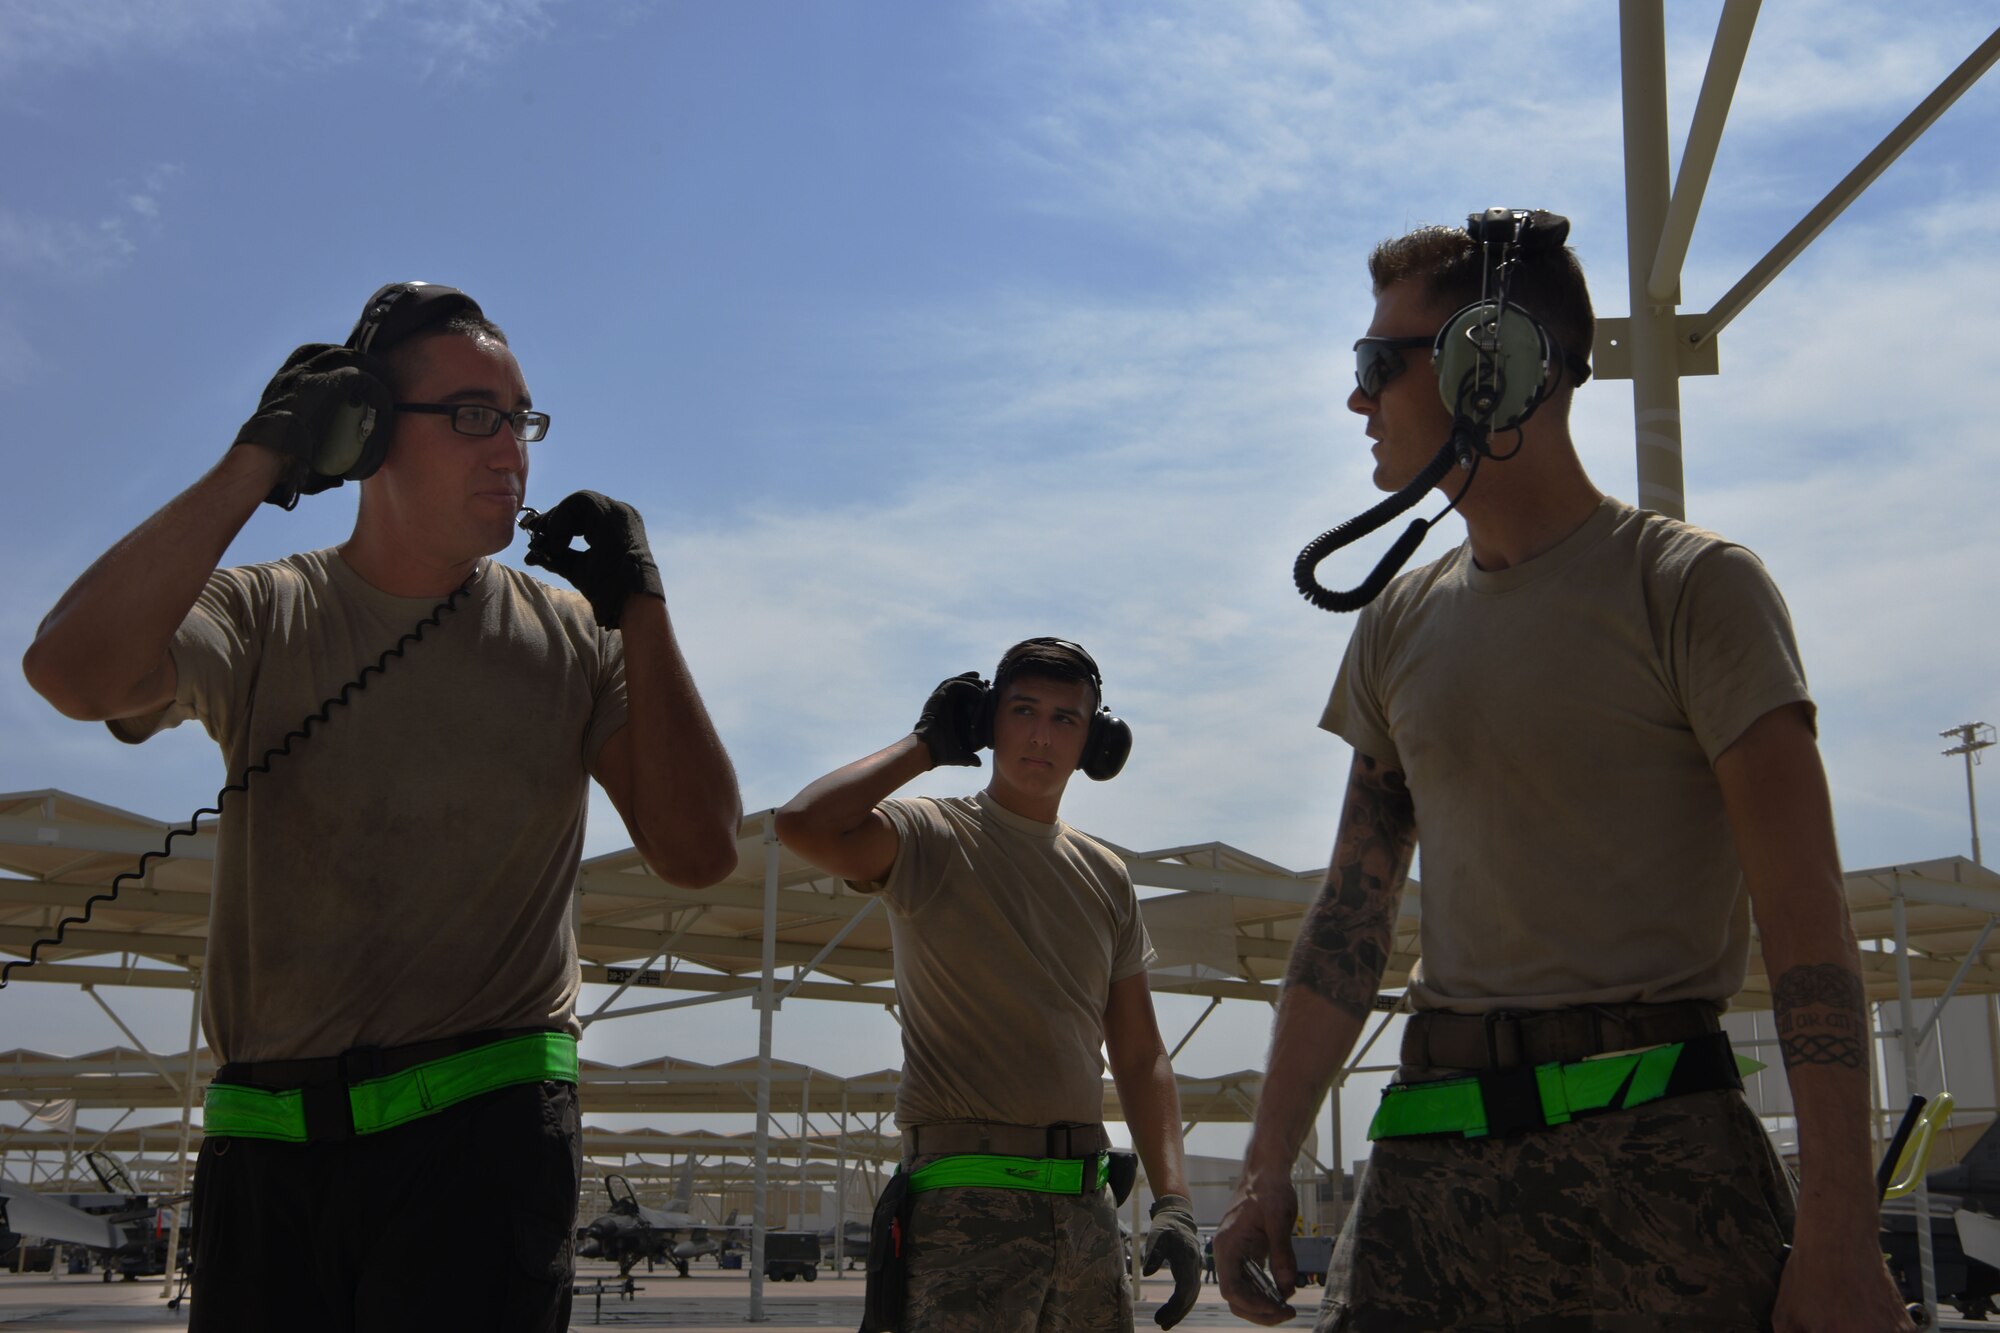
[233,343,394,509]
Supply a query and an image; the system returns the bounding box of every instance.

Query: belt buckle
[299,1080,355,1142]
[341,1045,387,1084]
[1483,1010,1529,1069]
[1045,1122,1082,1159]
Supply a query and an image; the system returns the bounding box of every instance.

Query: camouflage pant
[903,1153,1132,1333]
[1318,1088,1795,1333]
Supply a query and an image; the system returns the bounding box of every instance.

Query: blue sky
[4,1,1998,1169]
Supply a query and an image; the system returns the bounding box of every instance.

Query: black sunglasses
[1352,335,1435,398]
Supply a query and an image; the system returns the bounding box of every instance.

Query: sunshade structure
[8,788,2000,1314]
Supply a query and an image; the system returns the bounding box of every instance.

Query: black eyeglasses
[396,403,551,442]
[1352,335,1435,399]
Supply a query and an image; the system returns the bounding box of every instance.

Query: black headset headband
[346,281,484,355]
[995,637,1104,697]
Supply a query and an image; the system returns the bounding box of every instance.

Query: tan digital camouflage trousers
[1318,1088,1796,1333]
[902,1153,1132,1333]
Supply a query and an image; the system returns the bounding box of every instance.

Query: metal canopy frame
[1604,2,2000,520]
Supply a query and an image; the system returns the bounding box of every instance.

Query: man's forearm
[1111,1046,1189,1199]
[616,595,742,885]
[1246,751,1414,1177]
[1768,939,1879,1226]
[24,446,281,719]
[778,734,931,836]
[1244,988,1365,1178]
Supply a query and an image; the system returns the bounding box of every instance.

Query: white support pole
[835,1087,849,1278]
[748,813,781,1322]
[798,1069,813,1229]
[1646,0,1759,303]
[1618,0,1687,519]
[161,967,201,1298]
[1892,883,1939,1323]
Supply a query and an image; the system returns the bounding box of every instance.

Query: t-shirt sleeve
[1671,545,1814,763]
[850,797,948,913]
[1109,863,1156,983]
[582,624,630,766]
[107,567,267,747]
[1319,605,1400,769]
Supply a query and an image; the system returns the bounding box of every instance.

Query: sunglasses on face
[1352,335,1436,398]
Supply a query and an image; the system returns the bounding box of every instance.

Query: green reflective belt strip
[202,1032,578,1143]
[1368,1042,1687,1141]
[200,1082,309,1143]
[906,1153,1112,1195]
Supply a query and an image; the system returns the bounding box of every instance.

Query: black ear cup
[1432,298,1553,434]
[972,683,998,751]
[1081,710,1132,782]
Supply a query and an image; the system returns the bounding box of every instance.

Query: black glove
[914,671,986,768]
[521,490,664,630]
[234,343,395,510]
[1143,1194,1202,1330]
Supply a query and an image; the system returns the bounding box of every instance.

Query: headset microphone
[1293,207,1571,614]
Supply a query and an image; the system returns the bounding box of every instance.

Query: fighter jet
[0,1151,186,1281]
[1882,1116,2000,1319]
[574,1159,747,1280]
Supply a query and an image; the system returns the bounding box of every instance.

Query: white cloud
[0,209,135,279]
[0,163,179,281]
[0,313,45,388]
[982,0,1620,243]
[0,0,567,81]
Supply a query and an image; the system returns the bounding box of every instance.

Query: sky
[2,0,1998,1180]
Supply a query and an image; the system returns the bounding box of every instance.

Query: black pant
[188,1079,580,1332]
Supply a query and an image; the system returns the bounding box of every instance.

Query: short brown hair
[994,638,1101,711]
[1369,223,1595,386]
[382,314,511,396]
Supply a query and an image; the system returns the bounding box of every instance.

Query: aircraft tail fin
[669,1155,696,1215]
[1932,1114,2000,1194]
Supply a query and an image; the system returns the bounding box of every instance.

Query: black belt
[1401,1000,1722,1071]
[900,1121,1109,1165]
[212,1027,567,1143]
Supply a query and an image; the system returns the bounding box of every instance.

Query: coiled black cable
[1292,439,1461,612]
[0,577,472,988]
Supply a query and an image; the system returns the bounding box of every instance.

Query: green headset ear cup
[316,401,390,480]
[1432,299,1552,432]
[1081,710,1132,782]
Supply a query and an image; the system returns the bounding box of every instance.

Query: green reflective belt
[203,1031,578,1144]
[1368,1034,1753,1141]
[907,1152,1111,1196]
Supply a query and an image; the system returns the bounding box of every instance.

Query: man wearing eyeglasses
[21,282,741,1332]
[1212,223,1906,1333]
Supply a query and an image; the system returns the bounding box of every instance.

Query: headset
[973,637,1132,781]
[314,281,487,483]
[1292,208,1584,612]
[0,284,486,988]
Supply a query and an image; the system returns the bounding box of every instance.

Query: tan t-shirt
[111,550,627,1063]
[859,792,1155,1128]
[1322,498,1811,1014]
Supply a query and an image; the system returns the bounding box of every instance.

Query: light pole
[1941,722,1996,866]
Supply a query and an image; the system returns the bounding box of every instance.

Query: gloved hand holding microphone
[519,490,665,630]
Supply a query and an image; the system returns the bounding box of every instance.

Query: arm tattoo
[1772,962,1867,1070]
[1285,754,1417,1021]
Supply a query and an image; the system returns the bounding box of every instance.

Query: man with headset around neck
[776,638,1204,1332]
[21,282,741,1331]
[1212,217,1909,1332]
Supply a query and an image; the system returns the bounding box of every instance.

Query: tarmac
[0,1261,1316,1330]
[4,1265,1985,1331]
